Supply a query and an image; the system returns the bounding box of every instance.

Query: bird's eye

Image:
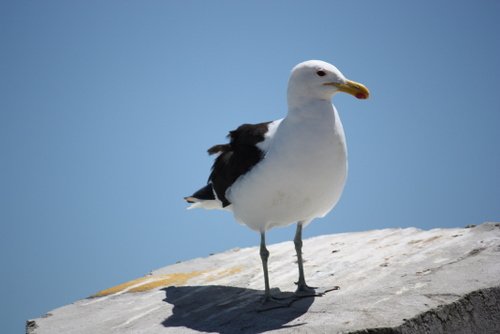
[316,70,326,77]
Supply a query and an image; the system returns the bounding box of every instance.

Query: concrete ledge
[27,222,500,333]
[352,286,500,334]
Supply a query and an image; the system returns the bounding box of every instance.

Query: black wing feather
[207,121,271,207]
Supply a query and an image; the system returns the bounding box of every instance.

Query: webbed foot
[294,283,339,297]
[256,288,296,312]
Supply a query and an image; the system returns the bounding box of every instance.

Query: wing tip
[184,196,197,203]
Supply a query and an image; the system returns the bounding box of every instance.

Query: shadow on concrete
[162,285,314,333]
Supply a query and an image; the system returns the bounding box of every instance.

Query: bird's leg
[256,232,296,311]
[294,221,340,297]
[259,231,271,301]
[294,222,315,294]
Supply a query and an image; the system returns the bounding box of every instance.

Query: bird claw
[294,284,339,297]
[256,285,340,311]
[256,289,296,312]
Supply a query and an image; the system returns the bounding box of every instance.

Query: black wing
[207,121,271,207]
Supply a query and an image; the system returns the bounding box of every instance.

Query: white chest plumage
[228,103,347,232]
[185,60,369,301]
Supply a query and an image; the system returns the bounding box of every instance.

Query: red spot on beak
[356,93,368,99]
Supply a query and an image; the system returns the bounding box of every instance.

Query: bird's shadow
[161,285,315,334]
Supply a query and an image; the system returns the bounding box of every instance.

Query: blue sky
[1,1,499,332]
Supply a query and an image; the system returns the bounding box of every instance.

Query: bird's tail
[184,184,224,210]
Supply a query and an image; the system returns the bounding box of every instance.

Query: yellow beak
[325,80,370,99]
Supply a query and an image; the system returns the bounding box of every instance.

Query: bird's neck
[287,94,334,120]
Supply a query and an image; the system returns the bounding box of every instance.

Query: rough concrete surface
[28,223,500,333]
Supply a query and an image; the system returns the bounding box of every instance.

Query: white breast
[227,104,348,232]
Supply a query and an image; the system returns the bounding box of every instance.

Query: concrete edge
[349,286,500,334]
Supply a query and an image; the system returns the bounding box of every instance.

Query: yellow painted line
[205,267,242,282]
[92,276,150,297]
[92,266,243,297]
[92,271,205,297]
[129,271,205,293]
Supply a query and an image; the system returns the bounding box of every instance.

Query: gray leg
[294,222,313,293]
[294,221,340,297]
[257,231,297,311]
[260,232,271,300]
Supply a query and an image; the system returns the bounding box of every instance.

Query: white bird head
[287,60,369,103]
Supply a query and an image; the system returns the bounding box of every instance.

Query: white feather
[190,60,361,233]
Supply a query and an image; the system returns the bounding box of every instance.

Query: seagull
[185,60,369,303]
